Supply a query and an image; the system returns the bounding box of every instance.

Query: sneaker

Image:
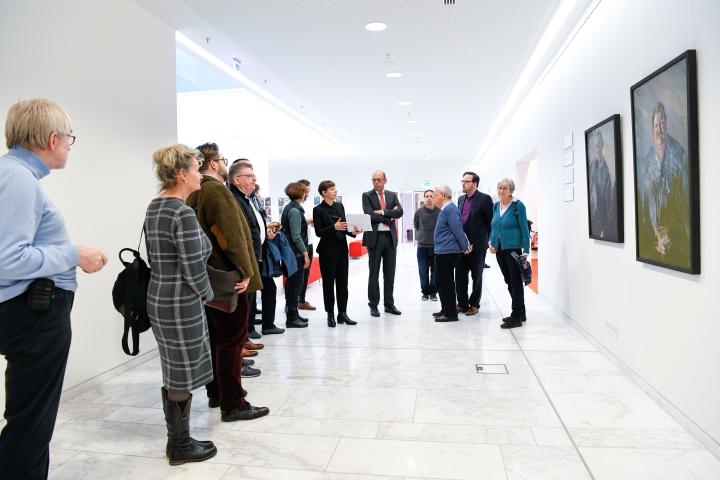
[430,293,438,302]
[248,330,261,340]
[242,365,261,377]
[421,294,429,301]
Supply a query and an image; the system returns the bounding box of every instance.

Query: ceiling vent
[444,0,456,4]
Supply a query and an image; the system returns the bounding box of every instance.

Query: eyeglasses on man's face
[460,179,473,183]
[239,173,257,180]
[215,157,228,166]
[59,132,76,146]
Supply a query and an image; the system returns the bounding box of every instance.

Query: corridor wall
[0,0,177,413]
[478,0,720,450]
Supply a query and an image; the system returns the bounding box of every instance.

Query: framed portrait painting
[631,50,699,274]
[584,114,623,242]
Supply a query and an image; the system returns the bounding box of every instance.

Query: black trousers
[496,248,526,320]
[204,294,249,410]
[367,232,396,307]
[455,245,487,308]
[299,244,313,303]
[436,253,462,318]
[284,257,304,319]
[250,275,277,330]
[0,287,74,480]
[319,249,349,313]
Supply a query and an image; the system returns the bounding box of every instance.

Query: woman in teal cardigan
[488,178,530,329]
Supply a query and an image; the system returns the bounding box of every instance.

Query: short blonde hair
[5,98,72,150]
[497,178,516,192]
[152,144,200,190]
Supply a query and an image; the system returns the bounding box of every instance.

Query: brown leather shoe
[243,341,264,350]
[456,306,469,313]
[298,301,317,311]
[465,306,478,316]
[241,348,258,358]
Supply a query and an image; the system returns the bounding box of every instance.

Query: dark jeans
[436,253,462,318]
[496,248,526,320]
[0,287,74,480]
[284,257,304,319]
[416,247,437,295]
[455,245,487,308]
[367,232,396,307]
[319,249,349,313]
[204,294,249,411]
[299,244,313,303]
[250,275,277,330]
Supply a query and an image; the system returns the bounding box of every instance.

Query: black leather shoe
[434,315,459,322]
[500,319,523,329]
[337,313,357,325]
[248,330,261,340]
[208,398,219,408]
[327,313,336,327]
[221,404,270,422]
[369,305,380,317]
[253,318,262,325]
[432,311,444,317]
[502,316,526,324]
[298,314,309,322]
[241,358,254,367]
[285,318,308,328]
[262,326,285,335]
[384,305,402,315]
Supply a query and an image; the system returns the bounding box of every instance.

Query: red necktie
[379,191,386,210]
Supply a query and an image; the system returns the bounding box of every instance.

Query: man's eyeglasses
[59,132,76,146]
[215,157,228,166]
[460,180,474,183]
[239,174,257,180]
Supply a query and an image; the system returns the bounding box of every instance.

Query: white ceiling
[136,0,594,165]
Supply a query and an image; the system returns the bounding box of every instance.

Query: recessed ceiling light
[397,101,412,106]
[406,120,417,124]
[364,22,387,32]
[412,134,421,137]
[385,72,403,79]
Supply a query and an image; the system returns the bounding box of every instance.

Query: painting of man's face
[652,108,667,152]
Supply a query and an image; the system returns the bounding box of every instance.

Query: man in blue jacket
[431,185,471,322]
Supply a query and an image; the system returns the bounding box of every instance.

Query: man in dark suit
[455,171,493,316]
[362,170,403,317]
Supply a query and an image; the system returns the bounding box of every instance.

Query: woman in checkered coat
[144,144,216,465]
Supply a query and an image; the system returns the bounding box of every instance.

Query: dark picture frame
[584,114,623,242]
[630,50,699,274]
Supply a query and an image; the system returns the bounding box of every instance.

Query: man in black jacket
[228,160,285,336]
[362,170,403,317]
[456,172,493,316]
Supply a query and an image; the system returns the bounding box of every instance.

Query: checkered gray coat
[144,198,214,391]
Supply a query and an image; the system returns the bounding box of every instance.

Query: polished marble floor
[50,245,720,479]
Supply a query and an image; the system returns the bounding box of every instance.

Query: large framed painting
[630,50,699,274]
[584,114,623,242]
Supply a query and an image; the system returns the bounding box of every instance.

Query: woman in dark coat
[312,180,362,327]
[144,144,216,465]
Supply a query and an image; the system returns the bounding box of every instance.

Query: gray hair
[434,184,452,200]
[497,178,516,193]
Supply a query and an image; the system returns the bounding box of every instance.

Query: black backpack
[112,245,151,356]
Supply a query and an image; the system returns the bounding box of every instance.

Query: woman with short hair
[281,181,311,328]
[488,178,531,329]
[312,181,362,327]
[144,144,217,465]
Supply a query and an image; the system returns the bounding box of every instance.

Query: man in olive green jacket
[187,142,268,422]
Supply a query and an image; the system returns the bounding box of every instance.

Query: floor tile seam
[669,449,712,480]
[358,435,578,448]
[321,436,343,472]
[576,445,711,452]
[508,327,597,480]
[228,463,409,479]
[51,448,169,462]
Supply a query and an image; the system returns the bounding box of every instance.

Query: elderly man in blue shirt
[0,99,107,480]
[431,184,471,322]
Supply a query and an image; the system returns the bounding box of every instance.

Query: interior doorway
[516,150,539,294]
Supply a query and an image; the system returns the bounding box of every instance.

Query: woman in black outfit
[312,180,362,327]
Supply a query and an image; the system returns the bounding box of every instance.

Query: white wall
[479,0,720,448]
[0,0,177,413]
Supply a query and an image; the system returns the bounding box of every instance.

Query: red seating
[283,256,320,285]
[349,241,367,258]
